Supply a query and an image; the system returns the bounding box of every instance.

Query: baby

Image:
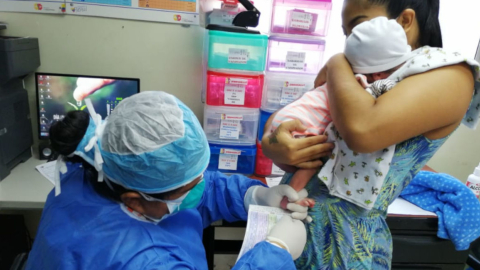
[271,17,414,209]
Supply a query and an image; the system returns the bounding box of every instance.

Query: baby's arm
[289,169,317,191]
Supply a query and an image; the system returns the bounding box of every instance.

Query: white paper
[35,161,57,185]
[285,51,306,71]
[290,11,313,30]
[271,163,285,176]
[265,176,283,187]
[228,48,249,64]
[280,82,305,105]
[237,205,290,262]
[224,84,246,105]
[220,120,241,139]
[387,198,437,217]
[219,154,238,170]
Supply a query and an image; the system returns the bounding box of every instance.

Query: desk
[0,158,52,209]
[0,160,470,269]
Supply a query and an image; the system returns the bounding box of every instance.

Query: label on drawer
[226,78,248,85]
[220,148,242,155]
[219,154,238,170]
[224,84,246,105]
[285,51,306,71]
[271,163,285,176]
[280,82,306,105]
[228,48,249,64]
[290,11,313,30]
[220,119,241,139]
[221,114,244,121]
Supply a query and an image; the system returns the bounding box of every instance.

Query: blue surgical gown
[26,163,295,269]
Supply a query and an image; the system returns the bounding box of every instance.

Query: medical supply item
[207,30,268,72]
[270,0,332,37]
[267,36,325,74]
[466,163,480,198]
[261,72,314,112]
[255,141,285,177]
[0,36,39,180]
[207,144,256,174]
[203,105,259,145]
[206,70,264,108]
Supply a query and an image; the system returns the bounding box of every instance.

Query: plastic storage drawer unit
[203,105,260,146]
[270,0,332,37]
[261,72,315,112]
[208,144,257,175]
[255,142,285,177]
[267,36,325,74]
[206,70,264,108]
[207,30,268,72]
[257,109,273,141]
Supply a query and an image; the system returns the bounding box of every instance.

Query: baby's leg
[280,168,317,209]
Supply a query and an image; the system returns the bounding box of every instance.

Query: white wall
[427,0,480,181]
[1,0,480,180]
[0,12,205,155]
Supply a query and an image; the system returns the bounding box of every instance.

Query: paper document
[265,176,282,187]
[387,197,437,217]
[237,205,291,262]
[35,161,57,186]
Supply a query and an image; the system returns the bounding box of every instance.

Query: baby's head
[344,16,412,83]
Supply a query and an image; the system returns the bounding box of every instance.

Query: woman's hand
[261,120,334,169]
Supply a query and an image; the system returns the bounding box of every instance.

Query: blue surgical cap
[74,91,210,193]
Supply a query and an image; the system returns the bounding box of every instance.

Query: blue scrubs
[26,163,295,269]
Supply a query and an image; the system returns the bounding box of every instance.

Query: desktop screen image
[36,74,140,138]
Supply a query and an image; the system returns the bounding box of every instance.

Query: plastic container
[255,141,285,177]
[261,72,315,112]
[466,162,480,198]
[208,143,257,174]
[270,0,332,37]
[257,109,273,141]
[207,30,268,72]
[267,36,325,74]
[204,105,260,145]
[206,70,264,108]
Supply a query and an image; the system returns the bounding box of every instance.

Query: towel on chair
[400,171,480,250]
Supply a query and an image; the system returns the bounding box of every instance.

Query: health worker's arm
[198,170,265,228]
[320,54,474,153]
[232,241,296,270]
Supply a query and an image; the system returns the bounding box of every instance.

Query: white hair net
[73,91,210,193]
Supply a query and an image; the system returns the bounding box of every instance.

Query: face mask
[139,179,205,221]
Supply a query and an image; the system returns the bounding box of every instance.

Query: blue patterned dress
[279,47,480,269]
[280,135,449,269]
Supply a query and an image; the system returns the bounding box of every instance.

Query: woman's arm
[260,113,334,169]
[323,54,474,153]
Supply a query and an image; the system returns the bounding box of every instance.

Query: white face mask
[138,188,191,224]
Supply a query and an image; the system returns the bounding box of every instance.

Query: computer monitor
[35,73,140,139]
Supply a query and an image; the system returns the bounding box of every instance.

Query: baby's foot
[280,196,315,210]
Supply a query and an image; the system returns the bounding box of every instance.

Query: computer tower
[0,36,40,180]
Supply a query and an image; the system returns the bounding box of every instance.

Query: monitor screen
[35,73,140,139]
